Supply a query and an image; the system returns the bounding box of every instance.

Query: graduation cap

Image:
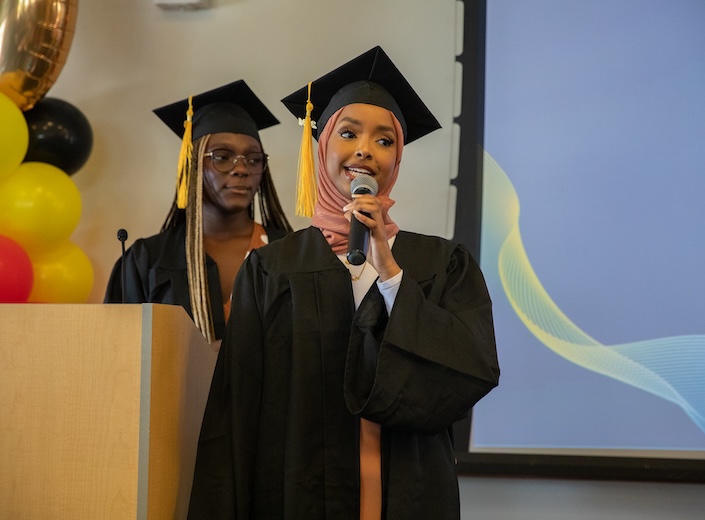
[281,46,440,144]
[153,79,279,142]
[152,80,279,209]
[280,45,441,216]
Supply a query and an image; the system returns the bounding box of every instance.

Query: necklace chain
[346,259,367,281]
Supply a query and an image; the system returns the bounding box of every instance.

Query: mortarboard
[281,46,440,145]
[280,46,441,216]
[152,80,279,209]
[153,79,279,142]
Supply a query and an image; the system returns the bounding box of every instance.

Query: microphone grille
[117,229,128,242]
[350,174,379,196]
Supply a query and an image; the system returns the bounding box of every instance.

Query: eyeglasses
[204,149,268,176]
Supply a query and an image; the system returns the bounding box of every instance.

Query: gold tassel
[295,82,317,217]
[176,96,194,209]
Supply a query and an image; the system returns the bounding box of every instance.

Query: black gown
[188,227,500,519]
[104,223,289,341]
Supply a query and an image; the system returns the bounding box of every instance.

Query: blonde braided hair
[185,136,216,342]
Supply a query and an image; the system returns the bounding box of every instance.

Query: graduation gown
[188,227,499,519]
[104,223,289,341]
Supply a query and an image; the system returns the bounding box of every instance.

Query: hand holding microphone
[346,174,379,265]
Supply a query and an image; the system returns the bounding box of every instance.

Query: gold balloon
[0,0,78,111]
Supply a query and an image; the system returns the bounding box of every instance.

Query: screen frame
[452,0,705,484]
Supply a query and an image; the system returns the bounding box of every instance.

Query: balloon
[23,97,93,175]
[0,234,34,302]
[0,161,81,254]
[28,240,93,303]
[0,0,78,111]
[0,92,29,180]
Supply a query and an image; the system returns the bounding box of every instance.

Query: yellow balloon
[0,0,78,111]
[0,93,29,180]
[28,240,94,303]
[0,161,82,254]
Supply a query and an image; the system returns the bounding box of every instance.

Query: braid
[257,156,293,232]
[185,136,216,343]
[160,196,183,232]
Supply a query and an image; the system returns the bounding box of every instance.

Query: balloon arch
[0,0,94,303]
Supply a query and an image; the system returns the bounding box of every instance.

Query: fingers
[344,194,392,258]
[343,194,380,224]
[343,195,400,279]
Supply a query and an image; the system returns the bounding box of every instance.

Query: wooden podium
[0,304,218,519]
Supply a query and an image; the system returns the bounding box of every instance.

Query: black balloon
[23,97,93,175]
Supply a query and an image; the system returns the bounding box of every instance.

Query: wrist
[377,263,401,282]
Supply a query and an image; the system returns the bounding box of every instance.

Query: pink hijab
[311,107,404,254]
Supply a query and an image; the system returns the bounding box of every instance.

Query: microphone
[346,174,379,266]
[117,229,128,303]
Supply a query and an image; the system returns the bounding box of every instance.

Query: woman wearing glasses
[104,81,292,344]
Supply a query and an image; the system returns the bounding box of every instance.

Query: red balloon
[0,235,34,302]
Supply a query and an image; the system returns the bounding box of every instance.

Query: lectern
[0,304,218,519]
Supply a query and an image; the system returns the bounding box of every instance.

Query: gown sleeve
[344,240,499,434]
[102,242,149,303]
[103,256,125,303]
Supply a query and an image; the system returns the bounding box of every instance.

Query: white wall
[46,0,704,517]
